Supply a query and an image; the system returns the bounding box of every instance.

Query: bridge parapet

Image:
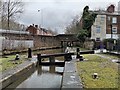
[37,53,74,65]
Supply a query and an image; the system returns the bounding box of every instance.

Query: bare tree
[2,0,24,30]
[65,15,80,34]
[47,28,58,35]
[0,1,2,28]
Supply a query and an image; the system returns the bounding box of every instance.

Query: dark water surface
[17,66,63,88]
[5,65,64,89]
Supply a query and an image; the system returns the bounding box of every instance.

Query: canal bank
[1,56,64,89]
[61,59,83,89]
[1,59,37,89]
[1,47,84,89]
[1,58,83,89]
[1,47,64,89]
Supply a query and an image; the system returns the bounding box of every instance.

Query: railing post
[37,54,41,65]
[49,56,55,64]
[64,55,67,61]
[37,65,42,75]
[28,48,32,58]
[68,53,72,61]
[76,48,84,61]
[61,41,63,48]
[49,65,55,73]
[64,53,72,61]
[76,48,80,58]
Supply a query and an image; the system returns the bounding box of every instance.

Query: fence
[105,39,120,52]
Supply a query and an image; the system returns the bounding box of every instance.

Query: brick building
[91,4,120,41]
[118,1,120,13]
[26,24,53,36]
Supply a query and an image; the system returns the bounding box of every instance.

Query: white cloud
[19,0,119,34]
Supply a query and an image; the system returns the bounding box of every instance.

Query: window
[96,38,100,41]
[112,17,117,23]
[96,26,101,33]
[112,27,117,33]
[101,16,105,21]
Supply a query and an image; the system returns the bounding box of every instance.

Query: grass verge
[76,54,118,88]
[0,55,28,72]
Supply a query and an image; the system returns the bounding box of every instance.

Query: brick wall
[1,33,79,51]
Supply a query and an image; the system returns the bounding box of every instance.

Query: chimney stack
[35,25,38,28]
[107,4,115,13]
[33,24,34,27]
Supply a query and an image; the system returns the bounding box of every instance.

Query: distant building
[118,1,120,13]
[0,29,29,35]
[91,15,106,41]
[91,4,120,41]
[26,24,40,35]
[26,24,53,36]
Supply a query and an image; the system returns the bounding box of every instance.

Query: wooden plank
[41,53,74,58]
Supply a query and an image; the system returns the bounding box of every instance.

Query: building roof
[89,4,120,16]
[90,10,120,16]
[0,29,29,34]
[40,28,48,33]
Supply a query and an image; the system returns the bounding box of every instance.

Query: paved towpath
[95,54,120,64]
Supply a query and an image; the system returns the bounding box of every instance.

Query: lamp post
[38,9,43,35]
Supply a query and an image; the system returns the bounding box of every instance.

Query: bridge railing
[37,52,74,65]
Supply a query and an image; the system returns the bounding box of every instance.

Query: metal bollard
[49,56,55,64]
[64,53,72,61]
[92,73,98,79]
[15,54,20,60]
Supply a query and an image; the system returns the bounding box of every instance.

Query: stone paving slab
[62,72,82,87]
[64,62,76,73]
[61,60,83,89]
[62,85,83,89]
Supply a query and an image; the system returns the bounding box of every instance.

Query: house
[91,4,120,42]
[40,28,53,36]
[26,24,53,36]
[26,24,41,35]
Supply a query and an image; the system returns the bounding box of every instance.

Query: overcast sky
[19,0,119,34]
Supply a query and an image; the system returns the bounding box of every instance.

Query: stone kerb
[61,61,83,89]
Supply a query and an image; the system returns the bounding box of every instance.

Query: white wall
[91,15,106,41]
[0,29,29,34]
[1,39,33,51]
[106,34,120,39]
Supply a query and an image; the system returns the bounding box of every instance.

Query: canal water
[5,65,64,89]
[4,49,65,89]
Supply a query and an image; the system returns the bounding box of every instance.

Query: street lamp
[38,9,42,26]
[38,9,43,35]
